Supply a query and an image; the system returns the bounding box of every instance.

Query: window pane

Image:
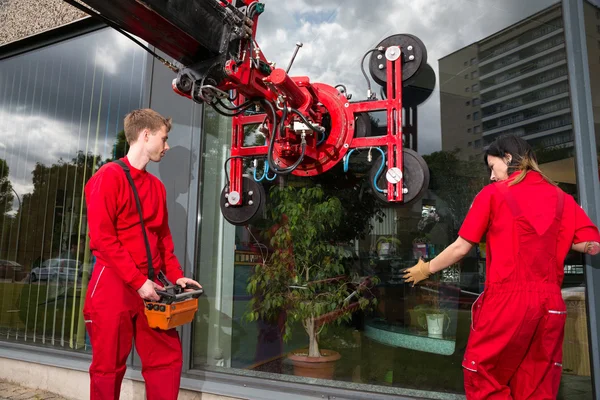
[0,28,145,350]
[156,0,589,398]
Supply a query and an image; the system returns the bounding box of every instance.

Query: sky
[0,29,146,203]
[251,0,571,155]
[2,0,599,207]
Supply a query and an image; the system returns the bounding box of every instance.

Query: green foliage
[0,158,14,215]
[312,166,385,242]
[112,130,129,160]
[422,150,487,235]
[244,186,378,353]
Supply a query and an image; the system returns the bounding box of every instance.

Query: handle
[418,313,427,330]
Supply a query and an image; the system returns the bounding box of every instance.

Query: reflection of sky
[253,0,569,155]
[0,28,146,210]
[2,0,598,210]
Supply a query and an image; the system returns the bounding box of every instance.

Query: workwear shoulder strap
[554,186,565,222]
[496,181,565,223]
[113,160,154,281]
[494,182,521,216]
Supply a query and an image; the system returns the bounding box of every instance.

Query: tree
[10,151,103,268]
[245,186,378,358]
[0,158,14,215]
[112,130,129,160]
[422,149,487,236]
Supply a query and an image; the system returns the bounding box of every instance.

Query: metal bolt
[225,193,229,198]
[407,45,413,51]
[224,203,229,208]
[344,143,349,148]
[378,64,384,69]
[377,54,383,60]
[248,200,254,206]
[344,103,349,108]
[248,191,253,196]
[403,188,408,194]
[409,55,415,61]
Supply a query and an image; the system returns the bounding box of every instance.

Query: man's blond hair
[124,109,172,144]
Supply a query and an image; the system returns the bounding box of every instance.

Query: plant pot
[378,242,392,257]
[425,313,449,338]
[287,349,341,379]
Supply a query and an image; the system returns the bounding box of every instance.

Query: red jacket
[85,157,184,290]
[459,170,600,285]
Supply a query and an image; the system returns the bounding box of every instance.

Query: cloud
[0,27,147,202]
[0,27,146,133]
[254,0,561,154]
[94,30,144,75]
[0,109,80,199]
[0,0,573,177]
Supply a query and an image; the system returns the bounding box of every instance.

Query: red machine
[66,0,432,225]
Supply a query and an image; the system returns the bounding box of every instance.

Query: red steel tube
[268,68,308,109]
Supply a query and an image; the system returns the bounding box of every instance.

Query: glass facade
[0,28,146,348]
[190,0,599,398]
[1,0,600,399]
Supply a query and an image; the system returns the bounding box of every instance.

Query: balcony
[479,21,563,67]
[480,44,566,82]
[483,124,573,146]
[481,61,567,95]
[482,92,570,122]
[483,110,572,137]
[482,79,569,112]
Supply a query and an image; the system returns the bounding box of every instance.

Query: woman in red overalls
[403,135,600,399]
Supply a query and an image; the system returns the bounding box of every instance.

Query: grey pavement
[0,380,67,400]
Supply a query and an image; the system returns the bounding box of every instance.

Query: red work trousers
[83,266,182,400]
[463,284,565,399]
[462,185,566,399]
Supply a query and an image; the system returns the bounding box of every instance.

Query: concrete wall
[0,357,242,400]
[0,0,87,46]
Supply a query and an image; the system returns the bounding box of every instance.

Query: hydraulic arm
[67,0,434,225]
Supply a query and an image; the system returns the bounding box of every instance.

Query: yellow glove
[402,258,431,286]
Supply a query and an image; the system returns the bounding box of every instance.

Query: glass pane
[0,28,146,350]
[191,0,595,398]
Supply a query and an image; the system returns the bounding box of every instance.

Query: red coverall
[83,157,184,400]
[458,171,600,399]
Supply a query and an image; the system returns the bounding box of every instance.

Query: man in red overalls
[83,109,201,400]
[403,135,600,399]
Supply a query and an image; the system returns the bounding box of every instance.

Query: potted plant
[245,185,378,379]
[375,236,402,258]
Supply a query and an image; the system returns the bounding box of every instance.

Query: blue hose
[371,148,386,193]
[253,159,277,182]
[343,147,386,193]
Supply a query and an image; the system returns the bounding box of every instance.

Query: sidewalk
[0,380,68,400]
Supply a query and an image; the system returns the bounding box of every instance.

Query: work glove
[402,258,431,286]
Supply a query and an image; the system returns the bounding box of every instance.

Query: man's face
[145,125,170,162]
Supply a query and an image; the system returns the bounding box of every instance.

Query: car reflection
[29,258,84,282]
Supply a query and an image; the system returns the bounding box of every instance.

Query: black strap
[114,160,154,281]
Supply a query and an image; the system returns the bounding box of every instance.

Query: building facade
[2,1,600,400]
[440,2,600,163]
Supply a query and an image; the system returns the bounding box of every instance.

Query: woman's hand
[571,241,600,255]
[402,259,431,286]
[402,237,474,287]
